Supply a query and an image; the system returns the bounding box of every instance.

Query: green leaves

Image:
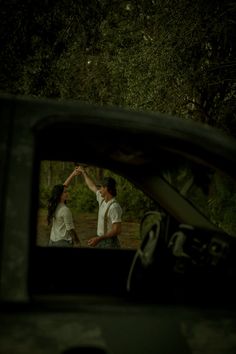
[0,0,235,134]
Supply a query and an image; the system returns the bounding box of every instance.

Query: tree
[0,0,235,134]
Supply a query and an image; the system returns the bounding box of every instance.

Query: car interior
[1,94,236,353]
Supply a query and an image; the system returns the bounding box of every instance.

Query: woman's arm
[63,168,80,187]
[67,229,81,247]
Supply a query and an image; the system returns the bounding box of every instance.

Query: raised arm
[63,168,79,187]
[78,166,98,193]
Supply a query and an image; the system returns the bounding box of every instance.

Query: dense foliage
[1,1,235,234]
[0,0,235,133]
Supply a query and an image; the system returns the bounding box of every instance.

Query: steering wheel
[127,212,161,293]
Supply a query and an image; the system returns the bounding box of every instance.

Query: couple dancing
[47,166,122,248]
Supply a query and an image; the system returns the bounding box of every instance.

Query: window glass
[161,162,236,237]
[36,160,159,249]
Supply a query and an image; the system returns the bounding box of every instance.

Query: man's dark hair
[101,177,117,196]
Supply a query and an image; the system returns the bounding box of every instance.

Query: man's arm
[78,166,98,193]
[101,222,122,239]
[87,222,121,247]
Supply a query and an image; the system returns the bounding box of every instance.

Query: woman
[47,184,80,247]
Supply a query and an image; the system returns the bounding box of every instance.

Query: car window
[36,158,236,252]
[161,160,236,237]
[36,160,160,249]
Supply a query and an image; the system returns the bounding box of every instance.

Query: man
[64,166,122,248]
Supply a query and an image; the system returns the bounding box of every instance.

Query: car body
[1,93,236,354]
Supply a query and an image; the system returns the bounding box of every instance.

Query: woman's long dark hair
[47,184,65,225]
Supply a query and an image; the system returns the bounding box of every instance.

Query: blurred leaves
[0,0,235,132]
[1,0,236,234]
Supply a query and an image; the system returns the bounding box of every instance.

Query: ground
[36,209,141,249]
